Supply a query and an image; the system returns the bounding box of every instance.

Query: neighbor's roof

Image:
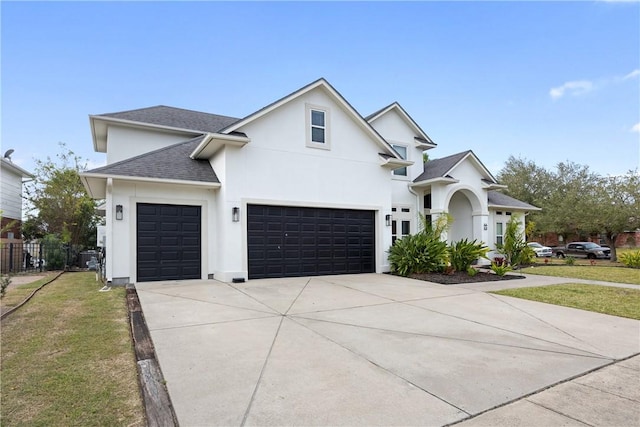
[84,135,219,183]
[96,105,241,134]
[0,157,34,178]
[488,191,540,210]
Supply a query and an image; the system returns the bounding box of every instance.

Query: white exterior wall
[369,110,426,233]
[106,126,197,164]
[212,87,394,282]
[107,180,216,284]
[487,210,528,260]
[0,166,23,220]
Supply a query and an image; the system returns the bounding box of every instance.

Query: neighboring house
[1,152,34,273]
[80,78,538,285]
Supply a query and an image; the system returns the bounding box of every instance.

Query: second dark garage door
[247,205,375,279]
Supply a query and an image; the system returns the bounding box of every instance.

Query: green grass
[1,272,144,426]
[1,273,58,310]
[492,283,640,320]
[521,265,640,285]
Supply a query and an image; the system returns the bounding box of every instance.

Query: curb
[126,285,179,427]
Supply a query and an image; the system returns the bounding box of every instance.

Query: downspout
[106,178,113,284]
[407,184,421,227]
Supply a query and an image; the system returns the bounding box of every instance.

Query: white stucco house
[80,78,538,285]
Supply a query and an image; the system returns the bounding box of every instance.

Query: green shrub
[565,256,576,266]
[466,266,478,277]
[42,234,66,270]
[448,239,489,272]
[619,250,640,268]
[495,214,535,268]
[491,262,512,276]
[388,233,448,276]
[1,274,11,298]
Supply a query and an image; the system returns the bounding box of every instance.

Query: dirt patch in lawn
[410,270,525,285]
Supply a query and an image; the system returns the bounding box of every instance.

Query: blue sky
[2,1,639,177]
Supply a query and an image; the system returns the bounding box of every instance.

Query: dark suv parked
[553,242,611,259]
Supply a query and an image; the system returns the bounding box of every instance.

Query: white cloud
[550,69,639,100]
[631,123,640,133]
[549,80,594,100]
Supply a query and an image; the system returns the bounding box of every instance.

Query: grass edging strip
[0,271,65,320]
[126,284,179,427]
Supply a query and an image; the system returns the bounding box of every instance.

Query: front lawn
[492,283,640,320]
[521,265,640,285]
[0,272,144,426]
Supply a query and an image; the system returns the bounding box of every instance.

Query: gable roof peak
[365,101,436,146]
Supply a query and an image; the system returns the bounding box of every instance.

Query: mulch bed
[409,270,525,285]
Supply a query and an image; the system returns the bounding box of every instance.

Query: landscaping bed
[410,270,525,285]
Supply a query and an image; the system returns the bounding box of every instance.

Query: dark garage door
[137,203,201,282]
[247,205,375,279]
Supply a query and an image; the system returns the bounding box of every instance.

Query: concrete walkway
[136,274,640,426]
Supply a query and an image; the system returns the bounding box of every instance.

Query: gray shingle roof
[488,191,539,210]
[413,151,471,182]
[97,105,240,134]
[86,136,219,183]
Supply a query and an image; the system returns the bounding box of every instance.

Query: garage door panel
[137,203,201,282]
[248,204,375,279]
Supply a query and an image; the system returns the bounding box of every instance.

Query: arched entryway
[448,192,473,243]
[445,188,485,244]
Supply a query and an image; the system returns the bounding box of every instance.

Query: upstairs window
[311,110,325,143]
[392,144,408,177]
[306,104,330,149]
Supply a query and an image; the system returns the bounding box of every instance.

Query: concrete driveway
[135,274,640,426]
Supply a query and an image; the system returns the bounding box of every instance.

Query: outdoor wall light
[115,205,123,221]
[232,207,240,222]
[483,223,488,231]
[385,214,392,227]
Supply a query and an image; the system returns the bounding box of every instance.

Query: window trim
[496,222,503,246]
[305,104,331,150]
[391,205,412,245]
[391,143,409,178]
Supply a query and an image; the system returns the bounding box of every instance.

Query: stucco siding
[108,181,215,283]
[211,87,394,281]
[106,126,198,164]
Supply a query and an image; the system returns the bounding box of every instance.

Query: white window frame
[305,104,330,150]
[391,143,409,179]
[496,222,503,246]
[391,205,412,245]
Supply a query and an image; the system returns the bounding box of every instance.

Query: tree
[541,161,601,240]
[497,156,554,235]
[23,143,101,247]
[587,171,640,261]
[498,156,640,261]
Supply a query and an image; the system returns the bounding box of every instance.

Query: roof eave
[483,183,508,190]
[79,173,221,198]
[489,204,541,211]
[379,156,414,170]
[0,158,34,178]
[410,177,460,189]
[190,133,251,159]
[415,137,437,150]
